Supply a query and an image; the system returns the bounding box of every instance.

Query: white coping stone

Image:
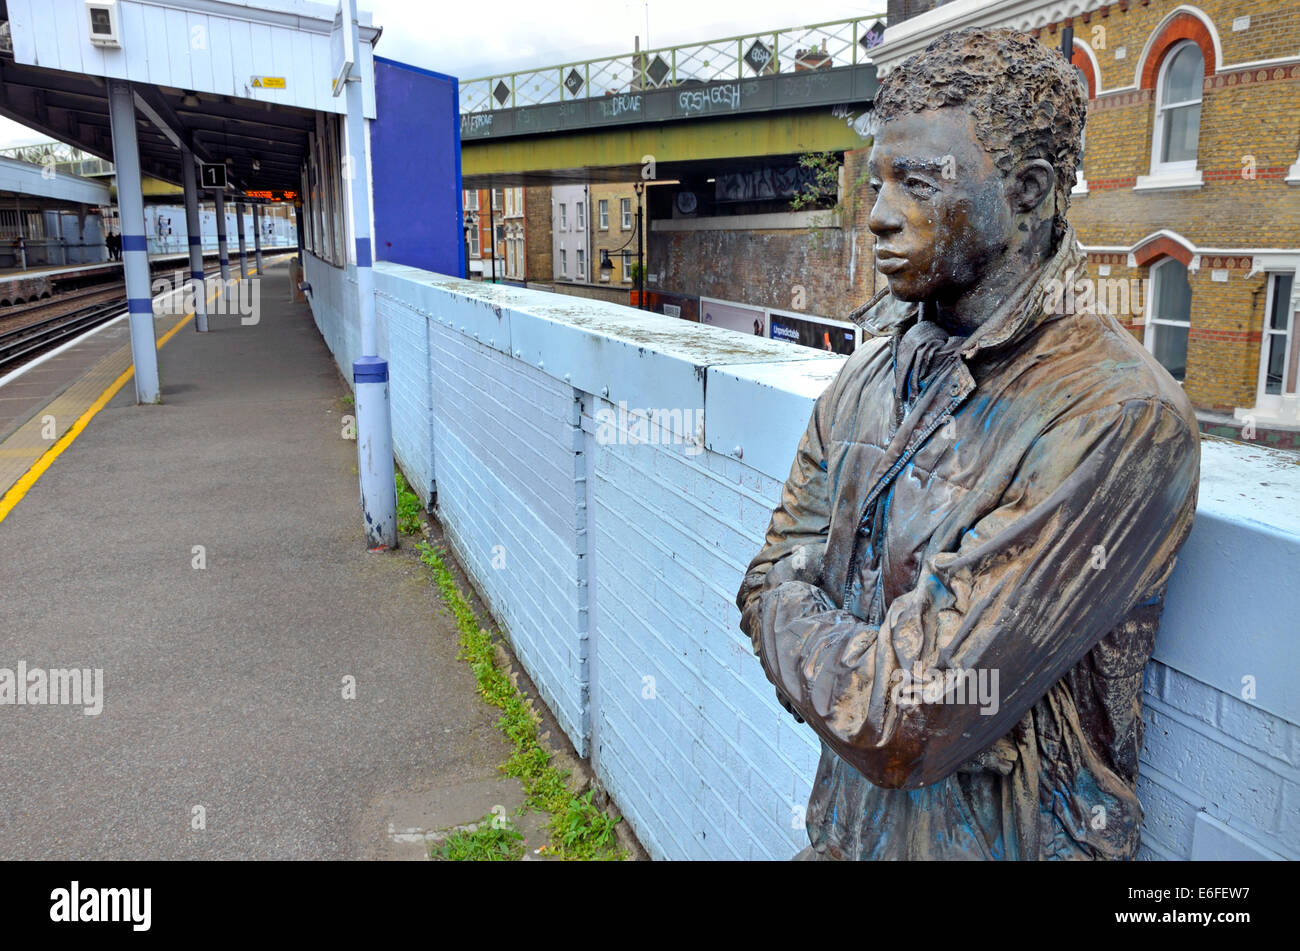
[1197,436,1300,538]
[374,263,840,434]
[705,358,847,480]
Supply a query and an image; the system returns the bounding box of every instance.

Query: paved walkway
[0,260,522,859]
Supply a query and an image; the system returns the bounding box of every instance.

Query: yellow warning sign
[250,76,286,89]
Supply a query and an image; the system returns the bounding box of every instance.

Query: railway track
[0,265,224,374]
[0,297,130,371]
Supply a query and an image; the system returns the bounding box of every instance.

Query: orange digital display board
[243,189,298,202]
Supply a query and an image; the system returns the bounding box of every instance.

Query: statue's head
[867,27,1086,310]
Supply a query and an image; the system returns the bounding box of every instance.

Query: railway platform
[0,259,516,859]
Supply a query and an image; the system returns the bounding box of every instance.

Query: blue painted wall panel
[371,57,464,277]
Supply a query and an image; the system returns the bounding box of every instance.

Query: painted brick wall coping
[373,262,840,453]
[1198,437,1300,538]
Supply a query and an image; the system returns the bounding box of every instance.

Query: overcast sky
[0,0,883,147]
[370,0,882,78]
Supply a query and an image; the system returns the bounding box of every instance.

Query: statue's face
[867,108,1010,304]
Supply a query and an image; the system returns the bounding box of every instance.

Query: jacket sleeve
[755,397,1200,789]
[734,382,837,651]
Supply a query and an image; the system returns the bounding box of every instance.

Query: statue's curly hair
[871,26,1087,249]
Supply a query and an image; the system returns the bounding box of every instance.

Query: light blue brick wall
[1136,662,1299,860]
[302,261,1300,862]
[304,254,435,505]
[584,402,820,859]
[303,253,360,377]
[377,287,434,505]
[425,317,589,753]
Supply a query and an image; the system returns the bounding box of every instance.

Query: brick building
[524,186,553,284]
[647,157,882,347]
[462,186,529,282]
[545,182,656,307]
[874,0,1300,443]
[589,182,642,290]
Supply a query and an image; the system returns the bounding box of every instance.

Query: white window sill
[1072,179,1090,195]
[1235,402,1300,427]
[1134,169,1204,193]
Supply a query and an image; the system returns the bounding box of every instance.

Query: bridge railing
[459,15,886,114]
[0,144,115,178]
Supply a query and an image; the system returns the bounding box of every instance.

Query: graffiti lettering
[678,83,742,113]
[601,94,642,118]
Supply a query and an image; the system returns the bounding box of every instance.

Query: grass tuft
[433,819,524,861]
[416,540,624,861]
[395,471,424,536]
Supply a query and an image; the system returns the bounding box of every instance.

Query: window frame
[598,199,609,230]
[1256,272,1298,409]
[1143,257,1193,384]
[1150,40,1203,179]
[620,198,632,230]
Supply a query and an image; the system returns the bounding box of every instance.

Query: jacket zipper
[841,394,965,611]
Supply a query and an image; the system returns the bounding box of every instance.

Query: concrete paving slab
[0,260,518,859]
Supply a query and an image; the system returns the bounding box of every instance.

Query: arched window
[1152,41,1203,173]
[1145,258,1192,382]
[1074,64,1089,185]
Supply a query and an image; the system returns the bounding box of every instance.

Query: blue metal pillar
[106,79,160,404]
[343,0,396,550]
[253,204,264,274]
[235,200,248,279]
[214,189,231,284]
[181,148,208,333]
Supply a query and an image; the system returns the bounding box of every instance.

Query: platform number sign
[200,163,227,189]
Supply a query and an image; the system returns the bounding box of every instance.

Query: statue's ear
[1010,159,1055,213]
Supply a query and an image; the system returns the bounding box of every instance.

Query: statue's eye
[867,179,882,195]
[905,177,938,199]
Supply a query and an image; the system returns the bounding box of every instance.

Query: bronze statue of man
[736,27,1201,860]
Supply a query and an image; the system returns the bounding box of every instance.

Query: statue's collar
[851,227,1088,359]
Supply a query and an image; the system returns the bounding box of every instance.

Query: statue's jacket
[736,230,1201,860]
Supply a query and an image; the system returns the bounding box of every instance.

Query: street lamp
[598,181,646,310]
[463,208,479,279]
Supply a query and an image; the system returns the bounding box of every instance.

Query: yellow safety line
[0,264,270,524]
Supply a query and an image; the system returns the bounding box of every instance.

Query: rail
[459,14,886,114]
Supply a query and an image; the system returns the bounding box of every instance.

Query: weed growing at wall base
[395,471,423,535]
[434,817,525,860]
[415,540,624,860]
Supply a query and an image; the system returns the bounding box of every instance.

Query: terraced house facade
[877,0,1300,445]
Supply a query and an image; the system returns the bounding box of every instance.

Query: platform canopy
[0,0,379,192]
